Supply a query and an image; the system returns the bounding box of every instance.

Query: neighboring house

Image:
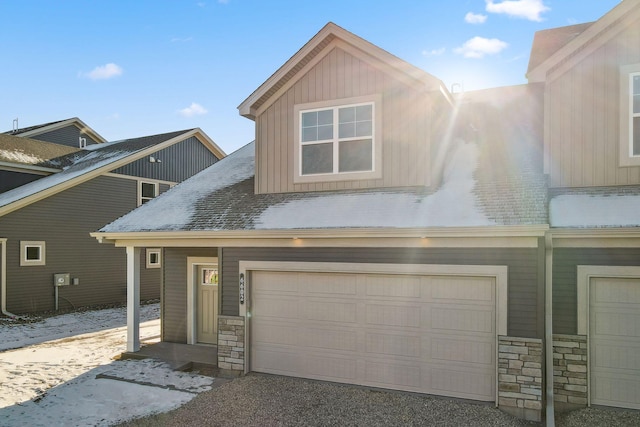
[93,23,550,421]
[0,134,82,193]
[5,117,107,148]
[0,128,225,315]
[527,1,640,413]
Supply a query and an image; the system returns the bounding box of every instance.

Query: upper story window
[619,64,640,167]
[294,95,382,183]
[139,181,158,206]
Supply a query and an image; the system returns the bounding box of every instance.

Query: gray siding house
[5,117,107,148]
[0,127,225,315]
[93,2,640,421]
[94,23,548,422]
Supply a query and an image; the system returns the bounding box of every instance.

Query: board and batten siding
[546,21,640,188]
[221,245,544,339]
[162,248,218,343]
[112,137,220,183]
[254,46,436,194]
[552,248,640,334]
[0,175,160,314]
[32,125,101,148]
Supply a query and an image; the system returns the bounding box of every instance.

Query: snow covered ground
[0,303,215,426]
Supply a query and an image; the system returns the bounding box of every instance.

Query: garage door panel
[305,273,358,295]
[431,336,494,365]
[254,296,299,319]
[430,277,494,303]
[364,360,422,388]
[253,271,300,293]
[431,306,494,333]
[305,354,358,380]
[304,328,358,351]
[306,300,358,323]
[252,322,300,346]
[590,277,640,409]
[365,275,422,298]
[365,332,422,358]
[365,304,421,327]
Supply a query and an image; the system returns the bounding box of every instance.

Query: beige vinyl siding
[547,21,640,187]
[0,175,160,314]
[254,46,435,194]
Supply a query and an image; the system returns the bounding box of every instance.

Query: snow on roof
[550,193,640,228]
[100,142,256,232]
[257,141,492,229]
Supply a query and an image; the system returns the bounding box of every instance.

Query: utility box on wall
[54,273,70,287]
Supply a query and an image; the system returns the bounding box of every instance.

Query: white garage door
[250,270,496,401]
[590,277,640,409]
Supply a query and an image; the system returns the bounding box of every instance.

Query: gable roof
[0,128,221,217]
[5,117,108,144]
[0,133,82,171]
[97,83,547,239]
[527,1,640,82]
[238,22,450,120]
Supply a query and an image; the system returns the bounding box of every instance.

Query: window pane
[634,75,640,95]
[302,112,317,127]
[356,120,372,137]
[26,246,40,261]
[339,122,355,138]
[634,117,640,156]
[339,139,372,172]
[302,143,333,175]
[142,183,156,198]
[149,252,159,264]
[338,106,355,124]
[634,95,640,115]
[317,124,333,140]
[317,109,333,126]
[356,104,372,121]
[302,127,317,142]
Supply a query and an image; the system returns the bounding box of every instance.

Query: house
[1,117,107,193]
[527,1,640,413]
[93,23,550,421]
[0,127,225,315]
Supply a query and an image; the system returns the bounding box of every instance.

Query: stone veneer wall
[217,315,245,373]
[498,336,543,422]
[553,334,588,407]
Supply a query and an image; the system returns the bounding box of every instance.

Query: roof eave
[16,117,108,144]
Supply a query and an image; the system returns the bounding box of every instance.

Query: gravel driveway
[119,373,640,427]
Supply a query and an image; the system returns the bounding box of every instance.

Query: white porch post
[126,246,141,352]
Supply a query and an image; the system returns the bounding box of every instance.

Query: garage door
[590,277,640,409]
[250,270,496,401]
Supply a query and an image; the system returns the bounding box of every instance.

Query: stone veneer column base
[498,336,543,422]
[217,315,245,375]
[553,334,588,411]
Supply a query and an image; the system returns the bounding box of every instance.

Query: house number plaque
[239,273,245,304]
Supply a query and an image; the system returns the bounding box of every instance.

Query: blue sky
[1,1,621,153]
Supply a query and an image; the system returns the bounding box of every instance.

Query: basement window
[20,241,46,266]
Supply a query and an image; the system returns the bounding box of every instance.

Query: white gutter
[0,238,20,318]
[544,232,555,426]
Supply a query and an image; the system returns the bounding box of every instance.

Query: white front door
[197,265,219,344]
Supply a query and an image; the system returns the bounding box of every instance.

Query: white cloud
[80,63,123,80]
[178,102,208,117]
[485,0,550,22]
[454,37,508,59]
[465,12,487,24]
[422,47,446,57]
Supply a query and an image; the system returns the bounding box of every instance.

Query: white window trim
[294,95,383,184]
[20,241,46,266]
[138,181,159,206]
[619,64,640,167]
[146,248,161,269]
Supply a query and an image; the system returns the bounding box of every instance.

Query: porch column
[126,246,141,352]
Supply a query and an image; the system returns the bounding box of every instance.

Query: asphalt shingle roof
[0,133,82,169]
[527,22,593,74]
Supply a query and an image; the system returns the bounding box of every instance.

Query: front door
[196,265,218,344]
